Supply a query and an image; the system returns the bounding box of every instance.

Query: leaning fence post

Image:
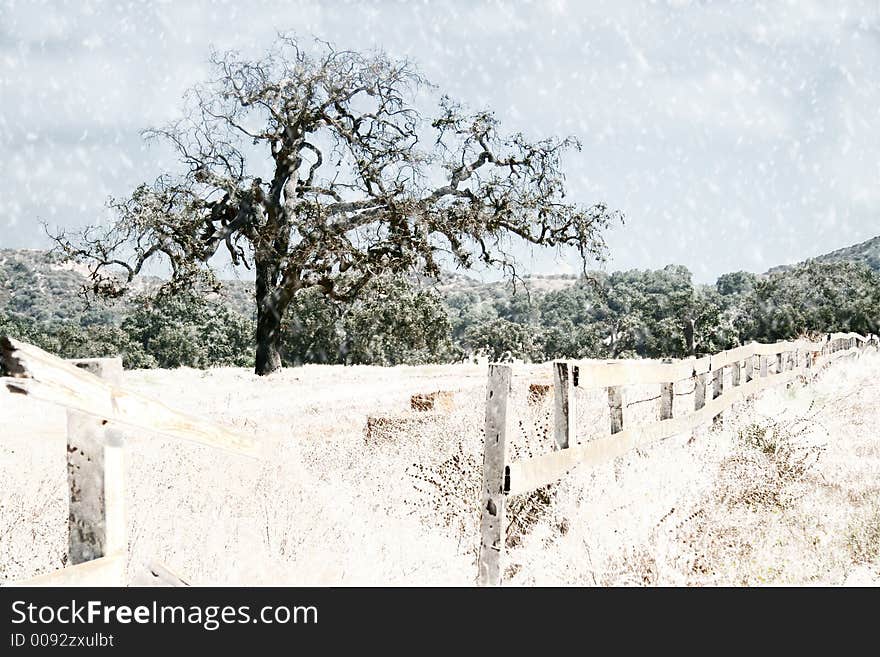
[478,363,512,587]
[66,358,125,580]
[553,361,577,449]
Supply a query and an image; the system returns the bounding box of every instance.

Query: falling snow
[0,0,878,282]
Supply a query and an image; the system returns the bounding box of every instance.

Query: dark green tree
[122,293,253,369]
[342,275,454,365]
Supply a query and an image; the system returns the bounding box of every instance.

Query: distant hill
[813,235,880,271]
[0,249,255,324]
[767,234,880,275]
[0,249,120,324]
[0,248,579,325]
[4,233,876,327]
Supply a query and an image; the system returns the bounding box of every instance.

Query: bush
[122,293,253,369]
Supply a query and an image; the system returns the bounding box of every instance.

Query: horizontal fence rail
[1,336,259,587]
[477,332,879,585]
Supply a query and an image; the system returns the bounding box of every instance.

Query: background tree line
[2,254,878,370]
[450,260,880,362]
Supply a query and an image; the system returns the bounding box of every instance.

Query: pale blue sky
[0,0,878,282]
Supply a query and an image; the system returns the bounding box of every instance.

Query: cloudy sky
[0,0,877,282]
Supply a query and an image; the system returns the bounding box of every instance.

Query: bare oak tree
[53,36,619,375]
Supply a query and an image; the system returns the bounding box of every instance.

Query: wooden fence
[2,332,877,587]
[0,336,259,586]
[477,332,880,586]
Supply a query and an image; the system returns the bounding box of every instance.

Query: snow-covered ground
[1,352,878,586]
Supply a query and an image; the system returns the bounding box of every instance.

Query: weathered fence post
[478,363,512,587]
[691,371,706,441]
[553,362,577,449]
[608,386,624,434]
[712,367,724,399]
[659,381,674,421]
[759,355,768,378]
[744,356,757,402]
[729,361,742,411]
[711,366,724,425]
[776,352,784,374]
[66,358,125,576]
[694,372,706,410]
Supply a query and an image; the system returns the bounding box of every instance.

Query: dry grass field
[1,352,879,586]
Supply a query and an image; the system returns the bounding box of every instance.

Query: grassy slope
[768,234,880,275]
[1,352,878,586]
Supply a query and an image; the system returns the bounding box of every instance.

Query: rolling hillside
[0,248,577,324]
[768,234,880,275]
[2,234,878,331]
[813,234,880,271]
[0,249,255,323]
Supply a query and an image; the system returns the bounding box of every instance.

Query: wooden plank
[608,386,623,434]
[11,553,125,587]
[66,358,126,568]
[477,364,511,587]
[752,341,799,356]
[709,343,757,370]
[659,382,674,421]
[553,361,576,449]
[828,332,867,343]
[1,337,259,457]
[506,366,807,495]
[562,355,712,389]
[560,337,831,390]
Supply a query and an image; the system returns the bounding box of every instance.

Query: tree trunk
[684,317,696,356]
[254,260,285,376]
[255,305,283,375]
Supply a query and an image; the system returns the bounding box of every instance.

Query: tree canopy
[53,35,618,374]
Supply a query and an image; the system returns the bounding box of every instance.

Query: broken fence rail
[0,336,260,586]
